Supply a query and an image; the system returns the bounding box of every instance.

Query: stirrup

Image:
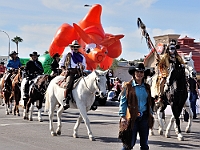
[63,98,70,110]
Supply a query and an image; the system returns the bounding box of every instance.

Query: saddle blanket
[56,78,82,89]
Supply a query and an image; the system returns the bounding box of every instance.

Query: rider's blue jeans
[189,92,198,118]
[121,113,149,150]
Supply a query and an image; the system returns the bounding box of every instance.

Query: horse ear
[189,52,192,58]
[94,70,100,76]
[103,70,108,75]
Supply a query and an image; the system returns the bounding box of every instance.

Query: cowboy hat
[29,51,40,57]
[69,40,81,48]
[128,63,145,75]
[52,53,60,59]
[9,51,18,56]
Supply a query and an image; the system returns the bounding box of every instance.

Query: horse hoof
[6,111,9,115]
[158,129,163,135]
[89,137,95,141]
[51,133,57,136]
[73,134,79,138]
[165,134,170,138]
[14,112,16,116]
[17,113,20,116]
[178,137,184,141]
[56,130,61,136]
[38,119,43,122]
[149,131,154,136]
[29,118,33,121]
[185,128,190,133]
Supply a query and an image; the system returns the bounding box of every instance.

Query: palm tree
[11,36,23,53]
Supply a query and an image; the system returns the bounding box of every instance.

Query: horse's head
[34,75,49,95]
[164,64,186,93]
[93,70,108,98]
[182,52,196,78]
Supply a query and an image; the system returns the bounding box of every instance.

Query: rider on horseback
[158,39,185,102]
[23,51,44,100]
[59,40,86,110]
[50,53,61,76]
[3,51,22,92]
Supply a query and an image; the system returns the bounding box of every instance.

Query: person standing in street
[188,72,200,119]
[119,63,154,150]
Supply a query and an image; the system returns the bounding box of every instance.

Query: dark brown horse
[23,74,49,121]
[11,67,24,116]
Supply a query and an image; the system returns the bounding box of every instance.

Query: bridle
[81,75,102,95]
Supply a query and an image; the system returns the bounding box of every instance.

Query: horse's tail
[44,89,50,113]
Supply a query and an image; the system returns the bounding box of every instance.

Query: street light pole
[0,30,10,57]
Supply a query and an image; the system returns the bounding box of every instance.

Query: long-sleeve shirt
[59,51,86,69]
[7,58,22,69]
[119,80,148,117]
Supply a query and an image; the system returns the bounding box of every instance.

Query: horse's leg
[28,103,34,121]
[73,114,83,138]
[56,105,64,135]
[16,92,20,116]
[174,117,184,141]
[157,108,164,135]
[49,97,57,136]
[23,100,28,119]
[77,105,94,141]
[165,115,174,138]
[9,95,13,114]
[37,100,43,122]
[185,102,193,133]
[4,92,9,115]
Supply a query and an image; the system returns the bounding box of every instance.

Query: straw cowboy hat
[128,63,146,75]
[69,40,81,48]
[9,51,18,56]
[29,51,40,57]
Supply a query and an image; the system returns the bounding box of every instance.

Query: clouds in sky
[0,0,200,61]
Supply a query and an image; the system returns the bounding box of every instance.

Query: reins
[79,68,100,95]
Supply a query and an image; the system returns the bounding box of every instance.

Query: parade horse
[21,74,50,122]
[1,71,13,115]
[10,67,25,116]
[148,52,195,137]
[44,70,107,140]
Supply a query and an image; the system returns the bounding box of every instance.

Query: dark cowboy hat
[128,63,146,75]
[29,51,40,57]
[0,62,5,65]
[69,40,81,48]
[168,39,180,49]
[9,51,18,56]
[52,53,60,59]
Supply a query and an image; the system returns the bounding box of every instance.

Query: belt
[137,111,147,117]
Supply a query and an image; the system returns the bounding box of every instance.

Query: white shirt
[59,50,86,70]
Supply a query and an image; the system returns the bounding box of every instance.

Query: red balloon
[49,41,65,57]
[54,23,78,47]
[99,56,113,70]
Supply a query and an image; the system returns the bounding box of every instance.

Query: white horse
[149,52,195,141]
[44,70,107,140]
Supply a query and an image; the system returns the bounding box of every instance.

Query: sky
[0,0,200,61]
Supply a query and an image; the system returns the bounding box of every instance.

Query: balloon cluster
[49,4,124,70]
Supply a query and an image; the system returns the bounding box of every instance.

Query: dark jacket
[25,60,44,76]
[50,59,59,73]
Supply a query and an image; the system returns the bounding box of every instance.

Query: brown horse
[1,71,13,115]
[11,67,24,116]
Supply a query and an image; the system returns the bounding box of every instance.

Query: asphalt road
[0,101,199,150]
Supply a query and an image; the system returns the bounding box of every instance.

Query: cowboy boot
[63,89,70,110]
